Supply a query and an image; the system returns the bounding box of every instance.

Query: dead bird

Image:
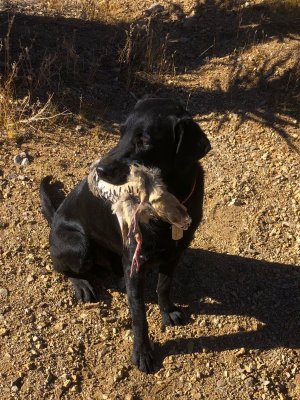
[88,163,192,275]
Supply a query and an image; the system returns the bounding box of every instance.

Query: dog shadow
[151,248,300,366]
[95,247,300,368]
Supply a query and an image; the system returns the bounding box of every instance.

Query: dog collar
[181,172,198,205]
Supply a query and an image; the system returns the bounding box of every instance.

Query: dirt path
[0,1,299,399]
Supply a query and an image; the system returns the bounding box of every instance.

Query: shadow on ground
[92,247,300,368]
[155,248,300,361]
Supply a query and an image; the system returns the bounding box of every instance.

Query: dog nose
[96,164,110,179]
[96,165,105,176]
[95,161,129,185]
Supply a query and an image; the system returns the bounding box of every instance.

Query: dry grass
[0,17,69,141]
[119,17,175,87]
[264,0,300,25]
[1,0,299,140]
[41,0,115,21]
[267,0,300,9]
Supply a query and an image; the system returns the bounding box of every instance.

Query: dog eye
[136,134,151,148]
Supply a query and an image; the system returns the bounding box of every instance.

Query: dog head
[95,97,211,185]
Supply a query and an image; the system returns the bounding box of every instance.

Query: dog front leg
[157,262,183,326]
[123,250,154,373]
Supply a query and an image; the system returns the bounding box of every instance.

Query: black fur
[40,97,211,373]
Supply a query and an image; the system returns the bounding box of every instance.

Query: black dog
[40,97,211,373]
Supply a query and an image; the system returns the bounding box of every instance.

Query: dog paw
[161,306,183,326]
[132,345,154,373]
[69,278,97,303]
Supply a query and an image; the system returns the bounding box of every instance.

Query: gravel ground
[0,1,299,399]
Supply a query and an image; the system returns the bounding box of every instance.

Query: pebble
[11,376,23,390]
[21,158,30,166]
[244,377,254,388]
[63,379,72,388]
[0,327,9,336]
[0,288,8,298]
[229,197,243,206]
[244,364,253,373]
[75,125,86,134]
[26,362,36,370]
[45,372,56,385]
[14,151,31,166]
[114,367,127,382]
[54,322,66,330]
[26,274,36,283]
[236,347,246,356]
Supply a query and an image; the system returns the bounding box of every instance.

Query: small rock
[54,322,66,330]
[0,327,9,336]
[75,125,86,134]
[0,288,8,298]
[229,197,243,206]
[11,376,23,390]
[245,377,254,388]
[114,367,128,382]
[196,371,202,380]
[236,347,246,356]
[45,372,56,386]
[63,379,72,388]
[26,362,36,370]
[244,364,253,373]
[26,275,36,283]
[67,346,75,354]
[21,158,30,166]
[14,151,31,166]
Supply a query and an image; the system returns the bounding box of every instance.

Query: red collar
[181,172,198,205]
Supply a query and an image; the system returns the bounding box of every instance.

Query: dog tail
[40,176,65,224]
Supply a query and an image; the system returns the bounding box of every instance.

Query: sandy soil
[0,1,300,399]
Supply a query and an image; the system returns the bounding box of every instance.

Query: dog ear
[173,117,194,155]
[173,117,211,160]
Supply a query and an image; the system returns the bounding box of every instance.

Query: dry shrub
[0,90,63,140]
[119,17,174,87]
[265,0,300,26]
[42,0,112,21]
[0,17,68,141]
